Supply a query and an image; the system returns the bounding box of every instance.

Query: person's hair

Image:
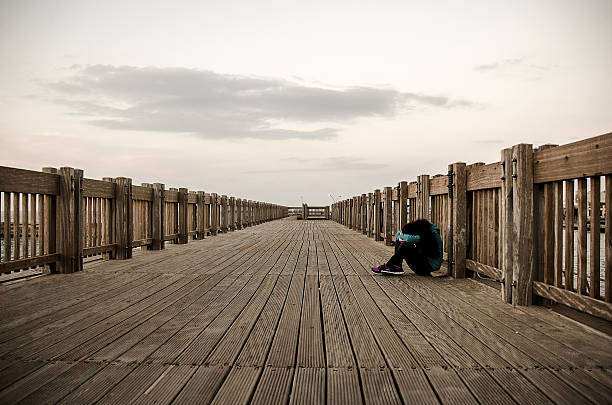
[401,219,438,257]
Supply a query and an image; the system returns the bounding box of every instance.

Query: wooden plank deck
[0,217,611,405]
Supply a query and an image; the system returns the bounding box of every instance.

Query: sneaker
[371,264,387,273]
[381,264,405,275]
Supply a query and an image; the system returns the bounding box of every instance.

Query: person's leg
[372,240,406,273]
[404,248,433,276]
[385,240,406,267]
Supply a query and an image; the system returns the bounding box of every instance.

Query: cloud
[44,65,472,141]
[474,57,526,72]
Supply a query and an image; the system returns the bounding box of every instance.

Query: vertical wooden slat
[97,197,102,246]
[605,175,611,303]
[42,168,57,271]
[553,181,564,288]
[501,148,513,302]
[102,177,115,259]
[590,176,600,299]
[576,178,588,295]
[13,192,20,260]
[90,197,94,246]
[22,193,29,258]
[373,190,382,241]
[30,194,37,258]
[3,192,10,261]
[542,182,554,285]
[38,193,44,257]
[564,180,575,291]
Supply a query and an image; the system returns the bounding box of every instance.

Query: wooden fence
[0,167,288,275]
[332,133,612,321]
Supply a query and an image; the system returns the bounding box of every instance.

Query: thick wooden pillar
[448,163,467,278]
[196,191,205,239]
[383,187,393,245]
[417,175,430,220]
[399,181,408,230]
[151,183,165,249]
[210,193,218,235]
[229,197,236,231]
[374,189,382,241]
[220,195,228,232]
[237,198,243,229]
[512,144,534,306]
[178,187,188,244]
[113,177,132,260]
[57,167,83,273]
[500,150,513,302]
[360,194,367,234]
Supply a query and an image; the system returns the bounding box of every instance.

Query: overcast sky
[1,0,610,206]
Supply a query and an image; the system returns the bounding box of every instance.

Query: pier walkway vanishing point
[1,218,611,404]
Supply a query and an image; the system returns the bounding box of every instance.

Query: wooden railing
[332,133,611,321]
[1,167,288,275]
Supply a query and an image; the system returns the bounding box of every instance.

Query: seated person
[372,219,443,276]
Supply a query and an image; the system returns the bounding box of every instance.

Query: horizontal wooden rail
[1,165,289,276]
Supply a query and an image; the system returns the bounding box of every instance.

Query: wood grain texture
[467,162,502,191]
[0,166,60,195]
[512,144,534,306]
[533,132,612,183]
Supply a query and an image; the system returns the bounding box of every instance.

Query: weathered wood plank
[466,259,502,281]
[467,162,502,191]
[533,132,612,183]
[532,281,612,322]
[0,166,60,195]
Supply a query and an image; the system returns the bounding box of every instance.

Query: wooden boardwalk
[0,218,611,405]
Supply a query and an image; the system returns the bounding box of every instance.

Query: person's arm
[395,231,420,243]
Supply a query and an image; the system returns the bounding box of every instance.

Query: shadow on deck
[0,218,610,404]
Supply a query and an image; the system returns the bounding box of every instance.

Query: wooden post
[219,195,227,232]
[500,150,513,302]
[512,144,534,306]
[449,163,467,279]
[351,197,356,230]
[374,189,382,241]
[358,194,364,233]
[178,187,188,244]
[210,193,218,235]
[399,181,408,230]
[230,197,236,231]
[417,175,430,220]
[113,177,133,260]
[383,187,393,245]
[57,167,83,273]
[151,183,165,249]
[196,191,205,239]
[236,198,243,229]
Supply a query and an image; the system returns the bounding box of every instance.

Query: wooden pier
[0,218,611,404]
[0,132,611,404]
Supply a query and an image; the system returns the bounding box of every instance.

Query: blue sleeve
[395,231,420,243]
